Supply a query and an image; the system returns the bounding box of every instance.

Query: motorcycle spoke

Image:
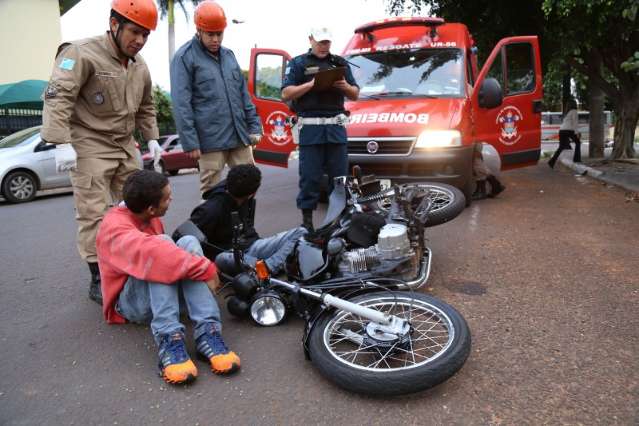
[412,326,449,343]
[408,309,440,322]
[404,341,446,353]
[413,337,448,350]
[369,344,398,369]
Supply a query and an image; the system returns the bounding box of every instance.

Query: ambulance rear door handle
[532,99,543,113]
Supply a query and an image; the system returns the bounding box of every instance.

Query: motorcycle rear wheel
[307,291,471,396]
[361,182,466,227]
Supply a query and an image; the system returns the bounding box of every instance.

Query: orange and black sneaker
[157,332,198,384]
[196,328,241,375]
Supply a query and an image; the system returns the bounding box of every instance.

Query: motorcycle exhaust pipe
[395,247,432,290]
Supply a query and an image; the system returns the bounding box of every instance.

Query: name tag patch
[95,71,120,78]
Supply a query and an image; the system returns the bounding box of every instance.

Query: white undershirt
[560,109,578,131]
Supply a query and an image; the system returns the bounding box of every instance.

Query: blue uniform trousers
[297,143,348,210]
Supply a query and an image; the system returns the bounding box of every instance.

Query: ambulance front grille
[348,137,415,156]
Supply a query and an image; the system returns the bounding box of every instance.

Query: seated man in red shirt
[96,170,240,385]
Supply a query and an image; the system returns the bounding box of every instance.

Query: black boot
[472,180,488,200]
[88,262,103,305]
[301,209,314,232]
[487,175,505,198]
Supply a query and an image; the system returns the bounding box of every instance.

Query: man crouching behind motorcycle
[187,164,307,274]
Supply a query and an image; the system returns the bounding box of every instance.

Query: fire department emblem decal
[265,111,292,146]
[496,106,523,145]
[366,140,379,154]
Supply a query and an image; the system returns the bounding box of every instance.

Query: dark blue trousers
[297,143,348,210]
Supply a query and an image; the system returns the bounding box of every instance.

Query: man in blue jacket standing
[170,0,262,196]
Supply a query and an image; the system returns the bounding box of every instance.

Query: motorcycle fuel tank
[296,239,327,280]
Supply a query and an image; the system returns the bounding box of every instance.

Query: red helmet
[111,0,158,31]
[194,1,227,32]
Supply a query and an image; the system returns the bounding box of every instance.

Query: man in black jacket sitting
[189,164,306,274]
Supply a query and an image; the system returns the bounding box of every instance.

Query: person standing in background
[549,99,582,168]
[170,0,262,197]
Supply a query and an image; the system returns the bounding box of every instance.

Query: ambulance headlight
[415,130,461,148]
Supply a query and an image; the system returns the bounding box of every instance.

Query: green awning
[0,80,47,109]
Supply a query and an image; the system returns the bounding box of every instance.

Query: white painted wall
[0,0,62,84]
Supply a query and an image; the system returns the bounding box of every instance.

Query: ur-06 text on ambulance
[247,17,543,202]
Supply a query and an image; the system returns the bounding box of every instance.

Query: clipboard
[312,66,346,91]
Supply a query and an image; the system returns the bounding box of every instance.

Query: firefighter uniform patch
[45,85,58,99]
[94,92,105,105]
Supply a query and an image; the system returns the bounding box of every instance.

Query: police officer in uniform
[41,0,160,305]
[282,27,359,230]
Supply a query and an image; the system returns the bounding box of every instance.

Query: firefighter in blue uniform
[282,27,359,231]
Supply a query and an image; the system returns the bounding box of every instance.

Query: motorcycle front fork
[269,277,408,335]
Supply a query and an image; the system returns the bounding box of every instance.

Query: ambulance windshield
[347,48,464,99]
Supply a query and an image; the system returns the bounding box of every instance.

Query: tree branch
[567,56,620,108]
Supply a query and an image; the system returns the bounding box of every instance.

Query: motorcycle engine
[338,223,416,274]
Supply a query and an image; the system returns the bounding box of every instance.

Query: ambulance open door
[248,48,296,168]
[471,36,543,169]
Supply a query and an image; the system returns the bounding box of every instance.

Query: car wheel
[463,177,474,207]
[168,170,179,176]
[2,171,37,203]
[158,160,167,176]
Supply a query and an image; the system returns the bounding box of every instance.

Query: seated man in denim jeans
[188,164,306,274]
[96,170,240,385]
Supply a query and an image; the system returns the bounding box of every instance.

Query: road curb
[559,157,639,193]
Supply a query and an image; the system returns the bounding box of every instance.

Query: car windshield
[0,127,40,149]
[347,48,465,98]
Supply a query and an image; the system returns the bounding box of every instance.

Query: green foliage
[542,63,565,111]
[255,66,284,100]
[156,0,200,21]
[153,85,175,136]
[385,0,553,68]
[621,51,639,73]
[386,0,639,157]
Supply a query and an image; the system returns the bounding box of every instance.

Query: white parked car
[0,126,72,203]
[0,126,144,203]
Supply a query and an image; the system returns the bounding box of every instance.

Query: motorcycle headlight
[415,130,461,148]
[250,292,286,326]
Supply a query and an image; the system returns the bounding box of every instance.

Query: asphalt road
[1,161,638,425]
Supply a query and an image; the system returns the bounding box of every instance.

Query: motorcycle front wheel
[307,291,471,396]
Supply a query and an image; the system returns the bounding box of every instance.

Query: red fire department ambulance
[248,17,543,201]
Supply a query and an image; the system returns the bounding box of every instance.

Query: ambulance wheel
[462,178,474,207]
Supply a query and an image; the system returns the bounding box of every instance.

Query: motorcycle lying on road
[174,175,470,396]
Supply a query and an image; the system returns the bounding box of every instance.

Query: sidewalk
[541,141,639,196]
[557,156,639,195]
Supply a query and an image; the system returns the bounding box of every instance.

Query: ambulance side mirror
[478,78,503,109]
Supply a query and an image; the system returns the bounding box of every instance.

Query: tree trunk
[168,0,176,62]
[562,67,571,112]
[612,95,639,159]
[588,83,605,158]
